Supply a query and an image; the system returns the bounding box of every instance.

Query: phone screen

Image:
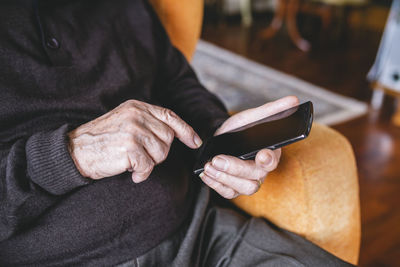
[193,101,313,175]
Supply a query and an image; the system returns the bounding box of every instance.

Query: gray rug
[192,40,368,125]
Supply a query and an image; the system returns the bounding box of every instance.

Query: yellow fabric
[149,0,203,61]
[149,1,361,264]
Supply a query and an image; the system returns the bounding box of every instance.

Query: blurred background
[193,0,399,265]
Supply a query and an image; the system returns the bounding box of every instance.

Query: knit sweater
[0,0,229,265]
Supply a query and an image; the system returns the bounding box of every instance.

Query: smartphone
[193,101,314,175]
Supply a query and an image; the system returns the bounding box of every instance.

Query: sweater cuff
[26,124,91,195]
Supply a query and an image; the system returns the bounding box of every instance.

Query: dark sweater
[0,0,229,265]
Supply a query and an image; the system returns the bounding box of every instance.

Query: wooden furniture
[393,101,400,126]
[149,0,361,264]
[238,0,314,51]
[371,82,400,127]
[256,0,367,51]
[259,0,313,51]
[368,0,400,126]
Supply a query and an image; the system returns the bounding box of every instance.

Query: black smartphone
[193,101,314,175]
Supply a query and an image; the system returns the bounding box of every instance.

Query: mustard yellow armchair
[149,0,361,264]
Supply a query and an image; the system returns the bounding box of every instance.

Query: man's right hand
[68,100,202,183]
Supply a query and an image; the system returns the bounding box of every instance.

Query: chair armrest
[149,0,204,61]
[231,123,361,265]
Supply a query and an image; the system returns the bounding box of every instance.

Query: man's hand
[200,96,299,199]
[68,100,202,183]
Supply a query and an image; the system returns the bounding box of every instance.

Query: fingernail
[194,135,203,148]
[132,173,144,183]
[212,157,227,171]
[199,172,204,178]
[132,176,139,183]
[205,164,219,178]
[260,153,272,164]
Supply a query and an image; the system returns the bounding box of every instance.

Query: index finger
[239,96,300,123]
[149,107,202,149]
[217,96,299,135]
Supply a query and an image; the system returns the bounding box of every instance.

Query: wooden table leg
[287,0,311,51]
[320,5,333,30]
[259,0,287,39]
[259,0,312,51]
[392,98,400,127]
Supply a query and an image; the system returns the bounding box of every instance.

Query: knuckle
[123,102,144,114]
[164,128,175,144]
[214,183,225,194]
[245,182,259,195]
[125,99,138,107]
[121,100,138,111]
[162,108,178,122]
[127,107,142,117]
[163,109,192,135]
[146,162,155,173]
[126,138,139,151]
[182,123,193,136]
[238,181,257,196]
[160,145,169,161]
[154,144,169,163]
[141,135,153,147]
[256,168,268,180]
[225,190,236,199]
[121,110,140,123]
[125,122,138,133]
[208,166,222,179]
[128,156,138,169]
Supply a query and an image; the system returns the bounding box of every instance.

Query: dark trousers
[117,185,353,267]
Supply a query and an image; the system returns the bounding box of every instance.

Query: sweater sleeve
[148,5,230,140]
[0,124,91,241]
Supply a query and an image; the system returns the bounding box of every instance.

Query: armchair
[149,0,361,264]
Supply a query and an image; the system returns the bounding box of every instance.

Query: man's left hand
[199,96,299,199]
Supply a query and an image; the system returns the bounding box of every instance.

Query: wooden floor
[201,14,400,267]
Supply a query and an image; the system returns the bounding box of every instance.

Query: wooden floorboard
[201,16,400,266]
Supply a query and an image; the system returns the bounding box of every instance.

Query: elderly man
[0,0,352,266]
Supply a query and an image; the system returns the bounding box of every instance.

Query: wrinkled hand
[200,96,299,199]
[68,100,202,183]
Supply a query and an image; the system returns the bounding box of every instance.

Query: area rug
[191,40,368,125]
